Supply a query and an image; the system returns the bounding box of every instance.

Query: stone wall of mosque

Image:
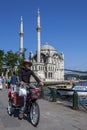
[30,43,64,82]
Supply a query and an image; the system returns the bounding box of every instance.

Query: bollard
[72,90,79,110]
[40,87,44,99]
[50,88,57,102]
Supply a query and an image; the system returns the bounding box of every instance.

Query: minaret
[36,9,41,63]
[19,16,24,58]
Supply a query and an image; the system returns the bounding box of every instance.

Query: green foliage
[0,49,26,75]
[0,50,5,71]
[18,57,24,69]
[5,50,19,69]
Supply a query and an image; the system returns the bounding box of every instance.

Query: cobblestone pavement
[0,88,87,130]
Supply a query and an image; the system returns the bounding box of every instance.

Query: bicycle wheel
[29,102,40,127]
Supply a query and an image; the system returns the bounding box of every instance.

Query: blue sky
[0,0,87,70]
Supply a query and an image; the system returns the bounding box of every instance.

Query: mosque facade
[19,9,64,82]
[30,42,64,82]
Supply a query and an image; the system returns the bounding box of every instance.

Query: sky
[0,0,87,71]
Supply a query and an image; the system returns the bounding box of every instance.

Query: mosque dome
[41,42,55,51]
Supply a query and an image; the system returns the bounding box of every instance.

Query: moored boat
[57,86,87,96]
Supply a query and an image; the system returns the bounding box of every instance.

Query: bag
[30,88,41,99]
[19,87,27,96]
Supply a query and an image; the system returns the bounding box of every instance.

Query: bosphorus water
[61,81,87,107]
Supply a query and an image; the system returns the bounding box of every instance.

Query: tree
[17,56,24,70]
[5,50,19,74]
[0,50,5,72]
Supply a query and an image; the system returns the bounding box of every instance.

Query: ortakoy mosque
[19,9,64,82]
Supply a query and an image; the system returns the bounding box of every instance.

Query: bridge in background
[65,69,87,74]
[64,69,87,75]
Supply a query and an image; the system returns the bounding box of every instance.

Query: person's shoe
[18,111,24,119]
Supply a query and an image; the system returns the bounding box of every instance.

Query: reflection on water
[43,81,87,107]
[57,81,87,107]
[74,81,87,106]
[58,95,87,107]
[79,96,87,106]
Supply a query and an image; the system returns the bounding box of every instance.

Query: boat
[57,85,87,96]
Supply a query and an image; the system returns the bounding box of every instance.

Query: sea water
[43,82,87,107]
[60,81,87,107]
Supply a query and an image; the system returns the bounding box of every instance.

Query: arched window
[45,72,47,78]
[51,73,52,78]
[48,72,50,78]
[39,66,40,70]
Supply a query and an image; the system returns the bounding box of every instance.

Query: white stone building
[19,9,64,82]
[30,42,64,82]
